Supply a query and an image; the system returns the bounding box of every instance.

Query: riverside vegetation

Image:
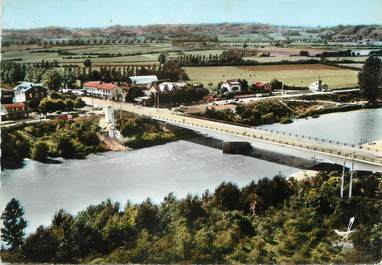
[115,111,196,148]
[1,172,381,264]
[1,113,194,169]
[197,97,367,126]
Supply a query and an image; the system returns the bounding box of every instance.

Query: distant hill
[2,23,382,44]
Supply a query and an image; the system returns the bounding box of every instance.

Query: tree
[299,50,310,56]
[136,199,160,234]
[158,53,167,65]
[270,79,283,91]
[358,56,382,102]
[83,59,92,68]
[214,182,242,211]
[23,226,58,262]
[43,70,62,91]
[31,141,49,162]
[1,198,27,250]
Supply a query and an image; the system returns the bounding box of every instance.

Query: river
[1,108,381,233]
[260,108,382,145]
[0,140,298,233]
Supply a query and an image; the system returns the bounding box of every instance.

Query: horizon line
[3,21,382,31]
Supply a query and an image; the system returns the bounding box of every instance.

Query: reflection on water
[0,140,298,233]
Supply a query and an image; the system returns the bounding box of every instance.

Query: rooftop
[83,81,119,90]
[14,82,45,92]
[3,102,26,109]
[129,75,158,85]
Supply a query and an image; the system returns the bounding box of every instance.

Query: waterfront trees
[0,198,27,250]
[31,141,49,161]
[1,172,381,263]
[358,55,382,102]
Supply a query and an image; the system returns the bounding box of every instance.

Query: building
[83,81,123,100]
[0,102,27,120]
[13,82,47,103]
[1,88,14,104]
[148,82,188,95]
[254,82,271,92]
[129,75,158,86]
[220,80,241,94]
[308,79,328,92]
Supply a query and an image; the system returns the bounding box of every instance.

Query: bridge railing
[149,114,382,166]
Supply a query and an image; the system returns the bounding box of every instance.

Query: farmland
[1,43,225,64]
[183,64,359,89]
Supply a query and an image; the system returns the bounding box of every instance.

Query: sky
[2,0,382,29]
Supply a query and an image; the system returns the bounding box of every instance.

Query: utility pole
[349,153,355,199]
[281,83,284,96]
[92,95,94,115]
[341,156,346,199]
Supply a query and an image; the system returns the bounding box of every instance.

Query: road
[82,97,382,169]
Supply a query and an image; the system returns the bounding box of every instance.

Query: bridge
[83,97,382,170]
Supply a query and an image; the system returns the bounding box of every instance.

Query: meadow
[183,64,359,89]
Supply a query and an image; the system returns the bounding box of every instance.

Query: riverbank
[191,98,382,127]
[1,113,197,169]
[1,116,108,169]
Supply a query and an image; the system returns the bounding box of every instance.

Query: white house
[13,82,47,103]
[220,80,241,94]
[308,79,328,92]
[129,75,158,86]
[83,81,123,100]
[147,82,188,95]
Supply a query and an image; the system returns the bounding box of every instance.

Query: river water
[260,108,382,145]
[1,108,381,233]
[0,141,298,233]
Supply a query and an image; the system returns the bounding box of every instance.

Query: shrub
[31,141,49,161]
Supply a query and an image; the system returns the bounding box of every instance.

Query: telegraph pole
[349,153,355,199]
[341,156,346,199]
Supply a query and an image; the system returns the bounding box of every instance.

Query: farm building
[0,102,27,120]
[254,81,271,92]
[220,80,241,94]
[83,81,123,100]
[1,88,14,104]
[308,79,328,92]
[129,75,158,86]
[148,82,188,94]
[13,82,47,103]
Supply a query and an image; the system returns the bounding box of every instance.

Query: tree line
[1,172,381,263]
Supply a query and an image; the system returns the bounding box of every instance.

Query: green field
[183,64,359,89]
[1,43,185,64]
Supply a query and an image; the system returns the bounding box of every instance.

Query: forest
[1,171,381,264]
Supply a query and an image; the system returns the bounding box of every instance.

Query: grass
[1,43,184,64]
[183,64,359,89]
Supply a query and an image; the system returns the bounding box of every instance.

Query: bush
[280,117,293,124]
[31,141,49,161]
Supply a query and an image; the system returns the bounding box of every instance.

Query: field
[1,43,183,64]
[183,64,359,89]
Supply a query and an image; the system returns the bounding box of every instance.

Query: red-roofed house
[83,81,123,100]
[254,82,271,92]
[1,102,27,120]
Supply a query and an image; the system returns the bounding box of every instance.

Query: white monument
[105,106,114,125]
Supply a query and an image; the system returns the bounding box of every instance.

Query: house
[1,88,14,104]
[308,79,328,92]
[0,102,27,120]
[220,80,241,94]
[254,82,271,92]
[128,75,158,87]
[83,81,123,100]
[147,82,188,95]
[13,82,47,103]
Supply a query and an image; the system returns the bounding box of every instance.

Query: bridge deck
[83,97,382,168]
